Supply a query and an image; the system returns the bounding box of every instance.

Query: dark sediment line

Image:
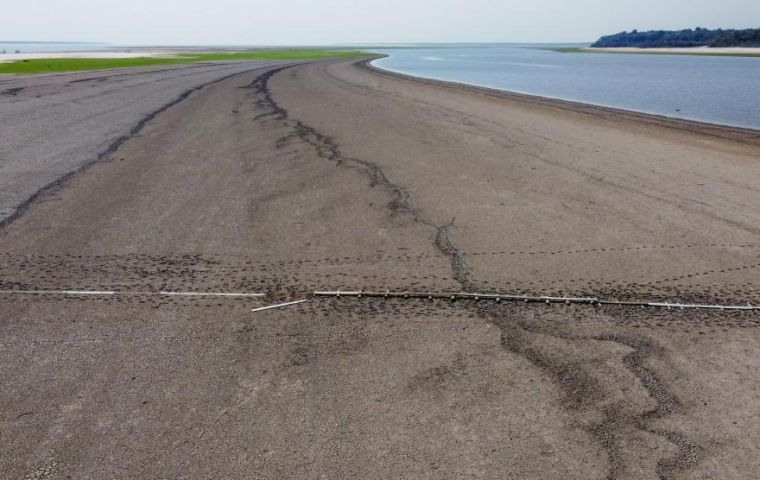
[253,62,701,478]
[65,62,242,84]
[485,305,700,479]
[492,311,625,478]
[594,334,701,479]
[1,87,24,96]
[248,66,472,290]
[0,64,271,230]
[588,420,626,480]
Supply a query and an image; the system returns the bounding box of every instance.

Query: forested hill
[591,28,760,48]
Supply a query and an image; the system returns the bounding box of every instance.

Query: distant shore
[0,50,173,63]
[553,46,760,57]
[0,49,370,74]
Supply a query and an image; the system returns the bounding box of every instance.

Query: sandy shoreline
[364,58,760,140]
[585,46,760,55]
[2,58,760,478]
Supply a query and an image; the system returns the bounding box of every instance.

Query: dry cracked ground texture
[1,59,760,479]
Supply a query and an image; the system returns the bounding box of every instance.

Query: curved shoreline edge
[359,56,760,144]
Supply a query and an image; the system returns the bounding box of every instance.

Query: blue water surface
[369,44,760,130]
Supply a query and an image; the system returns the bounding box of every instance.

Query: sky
[5,0,760,45]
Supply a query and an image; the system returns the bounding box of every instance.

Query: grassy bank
[548,47,760,57]
[0,49,373,74]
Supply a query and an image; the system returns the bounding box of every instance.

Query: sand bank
[587,46,760,55]
[2,58,760,479]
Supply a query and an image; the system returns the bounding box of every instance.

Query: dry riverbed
[1,58,759,479]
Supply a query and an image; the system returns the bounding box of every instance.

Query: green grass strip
[0,49,373,75]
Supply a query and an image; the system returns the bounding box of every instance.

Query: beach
[2,57,760,479]
[585,46,760,55]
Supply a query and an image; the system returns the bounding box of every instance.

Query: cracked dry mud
[2,59,760,479]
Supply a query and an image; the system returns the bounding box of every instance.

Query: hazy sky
[6,0,760,45]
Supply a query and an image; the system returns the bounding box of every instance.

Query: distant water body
[0,42,109,53]
[369,44,760,131]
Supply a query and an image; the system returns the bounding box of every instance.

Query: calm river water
[370,44,760,130]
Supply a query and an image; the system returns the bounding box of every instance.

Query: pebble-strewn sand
[2,58,760,479]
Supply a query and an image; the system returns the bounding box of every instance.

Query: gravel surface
[2,59,759,479]
[0,61,294,223]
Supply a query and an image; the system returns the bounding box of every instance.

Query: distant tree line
[591,28,760,48]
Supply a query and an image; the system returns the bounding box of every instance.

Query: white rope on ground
[313,291,760,312]
[0,289,265,298]
[251,299,308,312]
[158,291,266,297]
[0,288,757,312]
[0,289,117,295]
